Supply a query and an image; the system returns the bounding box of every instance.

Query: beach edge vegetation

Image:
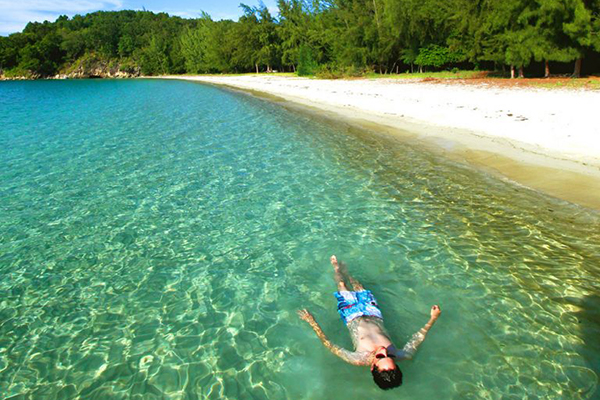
[0,0,599,79]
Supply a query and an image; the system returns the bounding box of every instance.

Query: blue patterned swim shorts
[334,290,383,325]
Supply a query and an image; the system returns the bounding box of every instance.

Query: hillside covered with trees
[1,0,599,79]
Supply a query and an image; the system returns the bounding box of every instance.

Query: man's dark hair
[371,364,403,390]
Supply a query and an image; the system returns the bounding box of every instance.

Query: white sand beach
[160,75,600,210]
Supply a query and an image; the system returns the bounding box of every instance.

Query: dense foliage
[1,0,599,78]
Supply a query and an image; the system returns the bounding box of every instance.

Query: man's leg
[331,255,349,292]
[331,255,366,292]
[337,258,365,291]
[348,275,365,292]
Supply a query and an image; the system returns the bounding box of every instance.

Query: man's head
[370,346,403,390]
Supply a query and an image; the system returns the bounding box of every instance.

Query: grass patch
[174,72,297,77]
[527,78,600,90]
[365,70,484,79]
[165,71,600,91]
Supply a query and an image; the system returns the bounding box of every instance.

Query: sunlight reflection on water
[0,79,598,400]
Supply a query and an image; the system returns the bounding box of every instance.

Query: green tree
[562,0,600,76]
[140,35,169,75]
[0,35,24,71]
[232,5,263,72]
[203,20,236,72]
[18,29,65,76]
[87,12,121,58]
[415,44,462,70]
[1,2,599,79]
[277,0,308,71]
[297,44,317,75]
[383,0,455,67]
[180,15,212,73]
[256,5,281,72]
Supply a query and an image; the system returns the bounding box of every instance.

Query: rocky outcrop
[0,71,40,80]
[62,58,141,79]
[0,59,141,80]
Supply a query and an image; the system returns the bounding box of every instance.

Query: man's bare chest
[348,317,393,352]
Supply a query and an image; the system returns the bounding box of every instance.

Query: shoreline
[157,75,600,211]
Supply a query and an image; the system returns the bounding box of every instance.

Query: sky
[0,0,279,36]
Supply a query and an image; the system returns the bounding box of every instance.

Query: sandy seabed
[158,75,600,211]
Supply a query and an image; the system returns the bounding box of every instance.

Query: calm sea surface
[0,79,599,400]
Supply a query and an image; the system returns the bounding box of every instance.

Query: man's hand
[400,305,442,360]
[297,309,367,366]
[430,305,441,320]
[297,309,326,342]
[297,309,316,325]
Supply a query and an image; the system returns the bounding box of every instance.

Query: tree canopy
[0,0,598,78]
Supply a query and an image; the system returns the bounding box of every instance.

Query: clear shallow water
[0,79,599,400]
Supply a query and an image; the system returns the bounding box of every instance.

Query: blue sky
[0,0,279,36]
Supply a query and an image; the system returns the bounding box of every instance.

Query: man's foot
[330,255,340,271]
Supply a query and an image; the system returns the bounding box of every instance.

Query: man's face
[371,346,397,371]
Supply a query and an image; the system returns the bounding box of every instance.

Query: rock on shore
[62,59,140,79]
[0,59,141,80]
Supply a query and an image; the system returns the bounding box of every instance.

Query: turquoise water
[0,79,599,400]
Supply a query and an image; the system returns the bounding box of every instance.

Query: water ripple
[0,79,598,400]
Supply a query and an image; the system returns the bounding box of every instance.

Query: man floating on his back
[297,255,441,390]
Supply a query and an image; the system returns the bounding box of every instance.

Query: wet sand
[157,75,600,211]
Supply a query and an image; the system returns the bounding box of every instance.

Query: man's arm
[397,305,441,360]
[297,309,369,366]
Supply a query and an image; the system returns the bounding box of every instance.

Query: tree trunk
[572,58,582,78]
[518,66,524,78]
[396,65,399,74]
[544,60,550,78]
[255,63,259,74]
[292,64,296,73]
[510,65,515,79]
[419,65,423,73]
